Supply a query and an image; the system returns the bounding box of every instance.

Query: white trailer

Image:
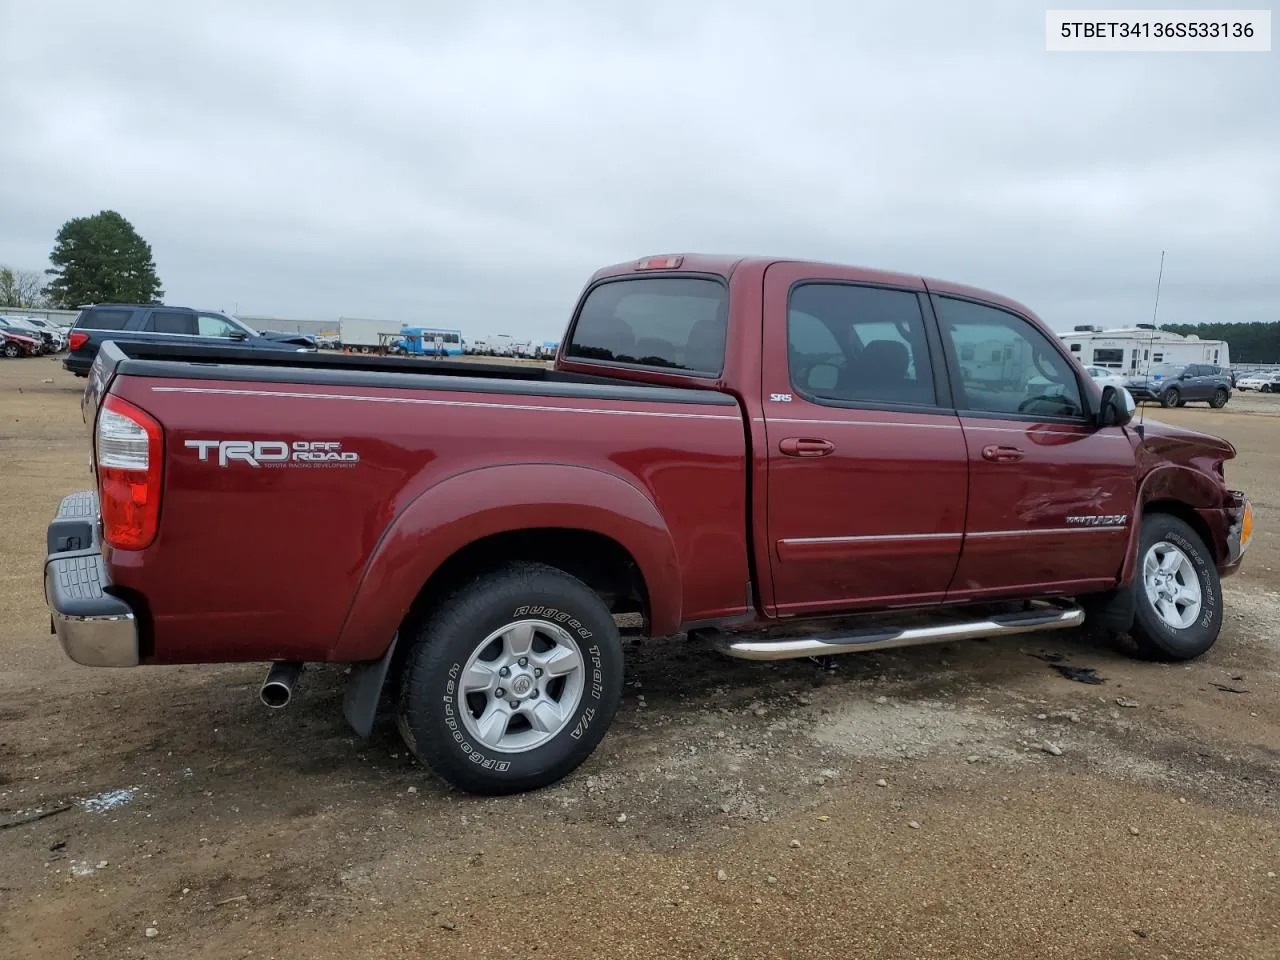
[339,317,404,353]
[1060,325,1230,376]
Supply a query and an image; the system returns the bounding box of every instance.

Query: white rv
[1060,325,1230,377]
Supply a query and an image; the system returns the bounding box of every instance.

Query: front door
[929,292,1137,600]
[762,264,969,617]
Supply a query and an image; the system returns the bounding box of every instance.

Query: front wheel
[397,562,624,795]
[1209,388,1229,408]
[1160,388,1180,408]
[1130,513,1223,661]
[1,343,19,358]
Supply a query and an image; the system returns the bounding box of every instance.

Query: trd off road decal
[185,439,359,468]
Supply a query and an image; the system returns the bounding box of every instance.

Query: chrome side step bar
[714,603,1085,662]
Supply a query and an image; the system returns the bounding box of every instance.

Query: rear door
[762,264,969,617]
[142,308,199,343]
[930,293,1137,600]
[1190,364,1217,400]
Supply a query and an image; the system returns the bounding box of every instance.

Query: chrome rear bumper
[44,491,139,667]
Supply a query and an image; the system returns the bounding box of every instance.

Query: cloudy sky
[2,0,1276,338]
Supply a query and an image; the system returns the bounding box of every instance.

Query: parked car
[62,304,317,376]
[20,317,69,352]
[1235,370,1280,392]
[44,254,1253,795]
[1082,366,1132,390]
[0,316,52,354]
[1126,363,1233,408]
[0,328,42,357]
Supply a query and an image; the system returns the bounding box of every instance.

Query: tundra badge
[1064,514,1127,526]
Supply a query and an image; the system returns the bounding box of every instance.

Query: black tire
[1160,387,1180,408]
[1,343,19,359]
[1262,384,1271,394]
[1209,389,1229,409]
[1129,513,1223,661]
[397,561,624,795]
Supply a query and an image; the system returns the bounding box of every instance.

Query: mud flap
[342,633,398,738]
[1082,588,1136,634]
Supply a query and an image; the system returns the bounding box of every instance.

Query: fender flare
[330,462,682,661]
[1119,464,1225,583]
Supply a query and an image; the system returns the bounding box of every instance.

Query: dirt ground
[1,356,1277,960]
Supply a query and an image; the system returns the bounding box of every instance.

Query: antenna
[1136,250,1166,434]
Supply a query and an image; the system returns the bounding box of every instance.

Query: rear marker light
[69,331,89,351]
[96,395,163,550]
[635,255,683,270]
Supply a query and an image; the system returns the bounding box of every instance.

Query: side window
[197,313,241,338]
[787,284,936,407]
[77,308,134,331]
[147,310,196,335]
[935,297,1084,420]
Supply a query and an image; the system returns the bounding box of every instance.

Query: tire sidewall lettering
[1137,519,1223,655]
[435,603,607,772]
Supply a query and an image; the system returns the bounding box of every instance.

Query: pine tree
[44,210,163,307]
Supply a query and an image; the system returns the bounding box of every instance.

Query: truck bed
[86,340,752,665]
[91,340,691,394]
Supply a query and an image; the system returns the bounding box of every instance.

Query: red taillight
[96,394,163,550]
[69,331,89,351]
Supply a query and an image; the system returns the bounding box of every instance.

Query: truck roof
[590,254,1043,322]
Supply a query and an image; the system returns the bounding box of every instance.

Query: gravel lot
[1,357,1277,960]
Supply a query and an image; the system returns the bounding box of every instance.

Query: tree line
[1161,323,1280,365]
[1,210,163,310]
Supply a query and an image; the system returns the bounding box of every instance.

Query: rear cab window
[565,277,728,376]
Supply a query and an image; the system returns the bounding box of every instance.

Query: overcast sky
[2,0,1276,338]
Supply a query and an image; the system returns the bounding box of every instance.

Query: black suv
[1126,363,1233,409]
[64,305,315,376]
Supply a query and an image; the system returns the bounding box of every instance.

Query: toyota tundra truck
[43,254,1254,794]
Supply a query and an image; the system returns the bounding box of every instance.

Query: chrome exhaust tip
[260,661,303,708]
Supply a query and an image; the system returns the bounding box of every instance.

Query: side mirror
[1099,385,1135,428]
[229,330,248,341]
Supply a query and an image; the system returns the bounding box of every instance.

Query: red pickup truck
[45,254,1254,794]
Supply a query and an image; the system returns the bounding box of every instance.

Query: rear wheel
[397,562,624,795]
[1129,513,1222,661]
[1160,387,1180,408]
[1209,388,1229,409]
